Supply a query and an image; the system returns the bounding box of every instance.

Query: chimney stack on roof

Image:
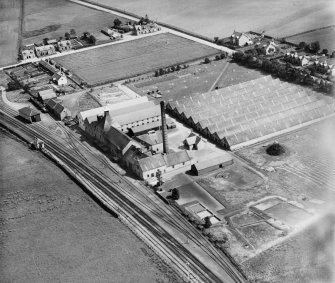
[160,101,169,154]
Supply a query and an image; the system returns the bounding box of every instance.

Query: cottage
[52,73,67,86]
[18,107,41,123]
[258,41,278,55]
[230,31,253,46]
[35,45,56,57]
[57,40,72,52]
[191,152,233,176]
[20,45,36,60]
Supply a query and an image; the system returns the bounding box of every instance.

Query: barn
[191,153,233,176]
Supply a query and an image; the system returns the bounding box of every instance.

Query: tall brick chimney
[160,101,169,154]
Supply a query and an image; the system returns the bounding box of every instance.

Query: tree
[159,68,165,76]
[298,41,307,50]
[89,35,96,44]
[43,38,49,45]
[64,32,71,40]
[155,169,163,186]
[220,53,226,59]
[171,188,180,200]
[176,65,181,71]
[214,37,219,42]
[215,55,220,61]
[154,70,159,77]
[204,57,211,64]
[310,41,320,53]
[70,28,76,37]
[232,52,244,62]
[322,48,328,55]
[331,51,335,58]
[114,18,122,27]
[204,216,212,229]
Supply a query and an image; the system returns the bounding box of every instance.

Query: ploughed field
[55,33,220,85]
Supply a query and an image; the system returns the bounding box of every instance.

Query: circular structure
[266,142,285,156]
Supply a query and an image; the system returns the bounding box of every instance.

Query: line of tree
[232,52,334,94]
[154,64,188,77]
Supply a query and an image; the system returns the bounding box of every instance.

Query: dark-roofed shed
[19,107,41,123]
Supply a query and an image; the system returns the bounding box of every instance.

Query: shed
[38,88,57,103]
[19,107,41,123]
[191,153,233,176]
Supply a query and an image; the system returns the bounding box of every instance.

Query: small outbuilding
[52,73,67,86]
[191,153,233,176]
[19,107,41,123]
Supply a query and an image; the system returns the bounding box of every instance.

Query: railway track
[0,104,246,283]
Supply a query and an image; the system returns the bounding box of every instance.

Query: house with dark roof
[46,98,71,120]
[84,111,111,143]
[19,107,41,123]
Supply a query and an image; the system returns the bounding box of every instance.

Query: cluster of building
[20,39,73,60]
[133,22,161,36]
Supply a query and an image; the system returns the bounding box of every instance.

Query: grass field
[286,26,335,51]
[23,0,130,46]
[55,33,221,85]
[0,0,21,66]
[0,129,182,283]
[90,0,335,38]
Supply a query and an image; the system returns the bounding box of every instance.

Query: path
[208,61,230,92]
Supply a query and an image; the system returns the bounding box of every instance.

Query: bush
[204,57,211,64]
[266,142,285,156]
[215,55,220,61]
[171,188,180,200]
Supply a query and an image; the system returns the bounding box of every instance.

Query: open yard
[0,129,182,283]
[286,26,335,52]
[55,33,221,85]
[0,0,21,66]
[22,0,130,46]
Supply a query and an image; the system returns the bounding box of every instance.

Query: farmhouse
[52,73,68,86]
[57,40,72,52]
[77,96,149,129]
[18,107,41,123]
[35,45,56,57]
[191,152,233,176]
[230,31,253,46]
[21,45,36,60]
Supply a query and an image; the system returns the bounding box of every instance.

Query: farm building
[38,88,57,103]
[35,45,56,57]
[257,40,278,55]
[102,28,122,39]
[18,107,41,123]
[230,31,253,46]
[52,73,67,86]
[39,60,58,74]
[46,39,57,45]
[166,75,335,150]
[191,152,233,176]
[77,96,149,129]
[20,45,36,60]
[46,98,71,120]
[57,40,72,52]
[136,130,163,153]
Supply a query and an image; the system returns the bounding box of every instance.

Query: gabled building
[133,22,161,36]
[19,107,41,123]
[20,45,36,60]
[46,98,70,120]
[258,40,278,55]
[52,73,67,86]
[230,31,253,46]
[184,132,206,150]
[84,111,111,143]
[57,40,72,52]
[285,52,309,66]
[136,130,164,153]
[38,88,57,103]
[35,45,56,57]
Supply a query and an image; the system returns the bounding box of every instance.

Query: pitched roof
[164,151,191,167]
[106,126,133,151]
[54,103,65,114]
[137,130,163,146]
[112,105,160,126]
[19,107,40,117]
[130,120,161,134]
[193,152,233,171]
[138,154,166,172]
[38,89,56,100]
[46,98,58,109]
